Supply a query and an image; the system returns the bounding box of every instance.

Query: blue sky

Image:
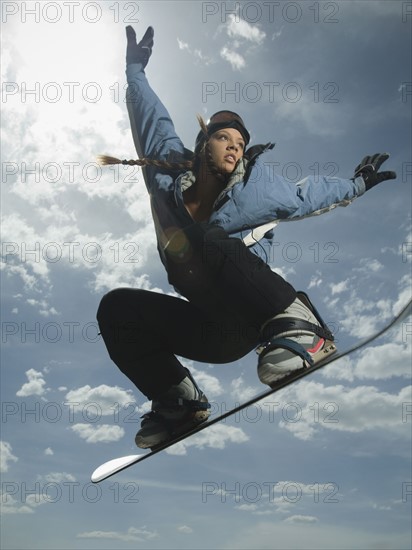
[1,1,411,549]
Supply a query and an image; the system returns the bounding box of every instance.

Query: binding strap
[257,337,314,366]
[261,318,334,342]
[152,397,211,413]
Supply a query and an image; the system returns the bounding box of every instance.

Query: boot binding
[136,400,210,451]
[256,291,337,387]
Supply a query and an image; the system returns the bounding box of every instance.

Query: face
[207,128,245,174]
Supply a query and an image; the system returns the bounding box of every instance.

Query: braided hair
[98,115,233,183]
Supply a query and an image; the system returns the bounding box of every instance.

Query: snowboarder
[96,26,396,450]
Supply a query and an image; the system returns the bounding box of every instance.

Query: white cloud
[92,268,159,296]
[236,503,258,512]
[0,262,37,289]
[3,472,79,512]
[65,384,136,416]
[212,478,339,517]
[273,480,333,496]
[16,368,47,397]
[225,520,412,549]
[353,342,412,380]
[2,215,156,295]
[177,38,212,65]
[284,515,318,524]
[324,262,411,343]
[270,265,296,280]
[308,273,323,289]
[0,441,18,472]
[337,293,393,339]
[44,447,54,456]
[226,15,266,44]
[230,376,258,402]
[372,502,392,511]
[321,330,412,381]
[357,290,408,338]
[220,47,245,71]
[357,258,384,273]
[24,494,51,510]
[277,380,412,441]
[70,424,125,443]
[329,279,349,295]
[271,27,283,40]
[26,298,59,316]
[177,38,189,51]
[177,525,193,534]
[393,275,412,317]
[191,366,225,398]
[318,355,355,382]
[136,400,151,415]
[77,526,158,542]
[37,472,76,483]
[1,214,52,288]
[0,494,34,515]
[1,27,159,297]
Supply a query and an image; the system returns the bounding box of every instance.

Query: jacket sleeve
[211,157,367,233]
[125,63,185,184]
[255,156,367,220]
[281,173,366,219]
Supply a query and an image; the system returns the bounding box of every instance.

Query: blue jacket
[126,63,366,268]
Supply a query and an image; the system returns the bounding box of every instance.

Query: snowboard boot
[135,369,211,449]
[257,292,337,387]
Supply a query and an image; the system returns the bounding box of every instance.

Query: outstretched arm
[270,152,397,220]
[211,153,397,236]
[285,153,397,219]
[125,26,184,167]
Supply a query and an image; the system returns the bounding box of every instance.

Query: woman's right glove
[353,153,397,191]
[126,25,154,68]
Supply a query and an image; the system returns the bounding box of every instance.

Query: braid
[96,154,194,171]
[97,113,232,182]
[196,114,209,138]
[97,114,209,172]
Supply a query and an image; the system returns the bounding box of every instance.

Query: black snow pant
[96,223,296,399]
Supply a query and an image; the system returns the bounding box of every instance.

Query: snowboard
[91,298,411,483]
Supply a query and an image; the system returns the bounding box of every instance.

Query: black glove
[353,153,397,191]
[126,26,154,68]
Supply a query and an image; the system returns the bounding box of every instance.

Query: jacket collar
[175,142,275,197]
[244,142,275,162]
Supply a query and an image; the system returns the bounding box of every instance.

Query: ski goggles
[195,110,250,152]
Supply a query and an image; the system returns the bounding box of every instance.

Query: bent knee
[96,288,133,322]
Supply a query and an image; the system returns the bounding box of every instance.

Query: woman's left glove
[353,153,397,191]
[126,25,154,67]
